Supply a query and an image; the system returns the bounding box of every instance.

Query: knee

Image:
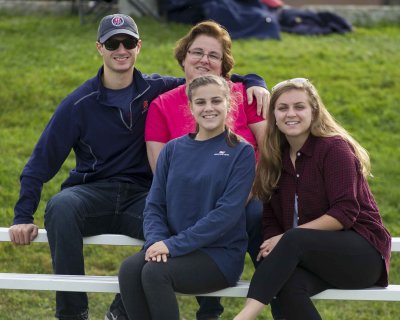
[141,262,170,288]
[119,253,145,284]
[280,228,305,246]
[119,257,133,282]
[44,189,84,229]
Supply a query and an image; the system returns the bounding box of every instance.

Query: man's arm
[13,176,43,226]
[144,73,185,97]
[11,100,78,244]
[231,73,270,118]
[231,73,266,89]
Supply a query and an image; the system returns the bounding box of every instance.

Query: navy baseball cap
[97,14,139,43]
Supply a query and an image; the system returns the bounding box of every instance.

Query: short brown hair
[174,20,234,78]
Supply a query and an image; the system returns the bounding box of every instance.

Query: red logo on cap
[111,16,125,27]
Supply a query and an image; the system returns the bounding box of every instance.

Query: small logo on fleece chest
[214,150,230,156]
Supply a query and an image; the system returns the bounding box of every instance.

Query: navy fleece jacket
[144,132,255,285]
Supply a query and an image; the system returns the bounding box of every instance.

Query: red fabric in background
[261,0,284,8]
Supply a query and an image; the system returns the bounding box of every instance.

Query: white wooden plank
[0,273,120,293]
[0,227,144,246]
[311,285,400,301]
[0,274,399,301]
[392,237,400,252]
[3,228,399,250]
[1,227,399,301]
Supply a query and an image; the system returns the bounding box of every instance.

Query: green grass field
[0,13,399,319]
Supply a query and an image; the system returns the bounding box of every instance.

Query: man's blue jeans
[44,180,147,320]
[196,199,284,320]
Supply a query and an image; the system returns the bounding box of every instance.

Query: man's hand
[9,224,38,245]
[247,86,270,119]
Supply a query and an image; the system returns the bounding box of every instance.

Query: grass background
[0,12,399,319]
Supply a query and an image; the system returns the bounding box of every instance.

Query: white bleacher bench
[1,227,399,301]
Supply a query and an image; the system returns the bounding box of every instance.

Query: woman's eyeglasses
[102,37,138,51]
[187,49,223,64]
[271,78,310,92]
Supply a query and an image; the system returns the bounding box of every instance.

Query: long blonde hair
[253,79,372,201]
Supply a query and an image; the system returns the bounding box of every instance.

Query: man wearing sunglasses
[9,14,270,320]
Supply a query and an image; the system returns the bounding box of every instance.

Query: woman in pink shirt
[145,21,280,320]
[145,21,267,172]
[234,78,391,320]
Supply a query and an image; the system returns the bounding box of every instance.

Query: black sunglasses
[103,37,138,51]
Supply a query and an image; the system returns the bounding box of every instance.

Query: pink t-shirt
[145,82,264,152]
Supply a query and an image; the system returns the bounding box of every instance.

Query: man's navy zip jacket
[13,66,266,225]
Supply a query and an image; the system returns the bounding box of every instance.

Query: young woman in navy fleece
[234,78,391,320]
[118,75,256,320]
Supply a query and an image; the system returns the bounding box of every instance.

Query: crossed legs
[234,228,383,320]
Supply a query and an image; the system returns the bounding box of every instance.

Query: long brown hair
[253,79,372,201]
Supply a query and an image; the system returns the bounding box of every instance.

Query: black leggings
[248,228,383,320]
[119,250,229,320]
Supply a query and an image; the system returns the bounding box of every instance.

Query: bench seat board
[1,228,399,301]
[0,273,399,301]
